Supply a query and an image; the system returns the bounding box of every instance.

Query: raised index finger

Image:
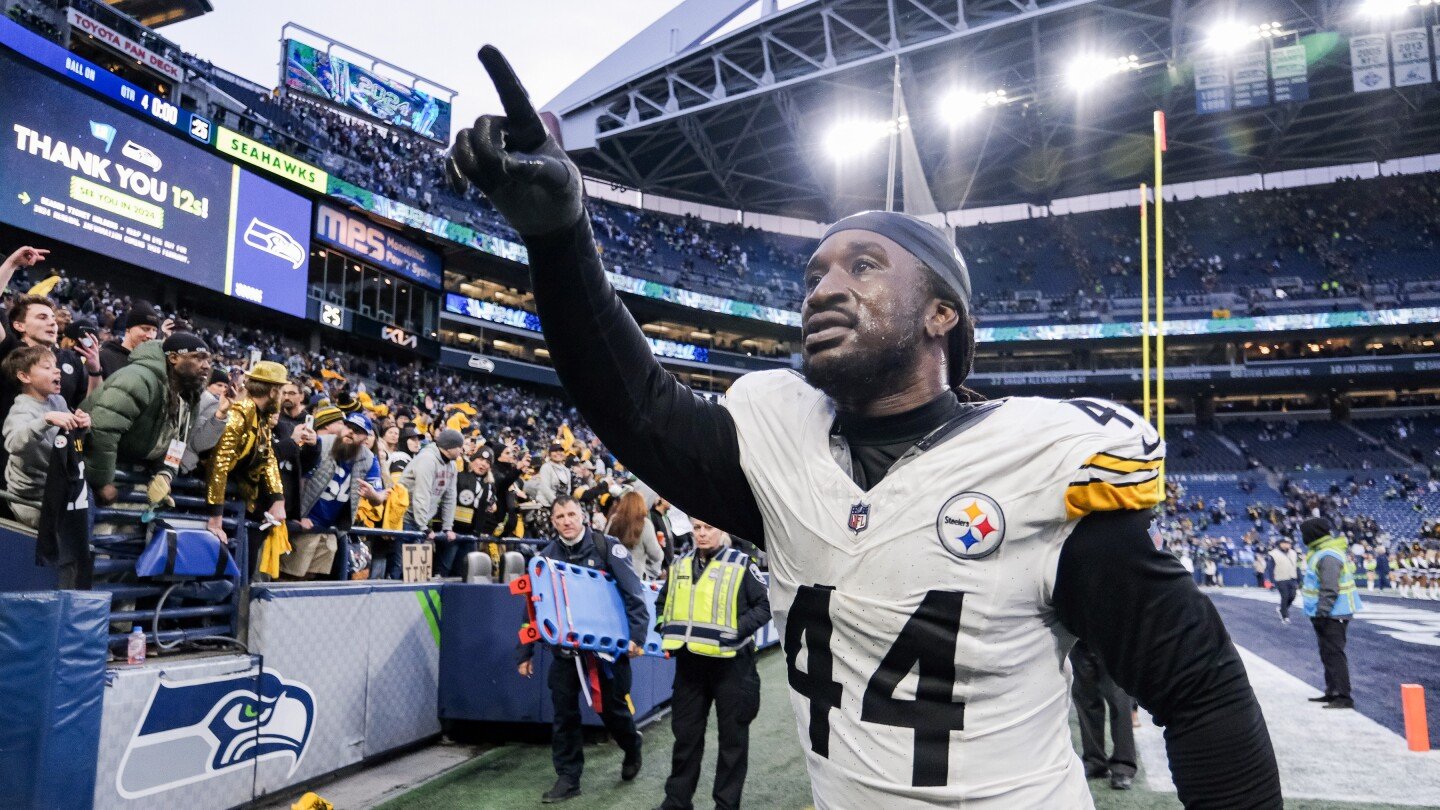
[478,45,546,151]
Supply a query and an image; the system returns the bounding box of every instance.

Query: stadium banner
[0,16,212,144]
[1351,34,1392,92]
[92,654,275,809]
[326,176,528,264]
[1269,44,1309,103]
[64,7,182,82]
[443,292,711,362]
[314,202,443,289]
[971,354,1440,389]
[974,305,1440,344]
[283,39,451,142]
[215,126,328,192]
[0,51,308,317]
[248,583,442,794]
[1194,56,1231,113]
[1391,28,1433,87]
[1230,49,1270,109]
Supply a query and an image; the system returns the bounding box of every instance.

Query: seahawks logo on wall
[935,491,1006,559]
[116,671,316,799]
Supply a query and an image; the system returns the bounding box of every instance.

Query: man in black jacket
[451,48,1279,808]
[517,496,648,803]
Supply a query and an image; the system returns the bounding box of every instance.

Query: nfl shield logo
[848,502,870,533]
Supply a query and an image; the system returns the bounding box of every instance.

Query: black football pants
[662,648,761,810]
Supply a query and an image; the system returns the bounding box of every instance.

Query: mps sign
[314,203,442,289]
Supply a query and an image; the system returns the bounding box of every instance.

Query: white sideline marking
[1213,587,1440,647]
[1134,646,1440,805]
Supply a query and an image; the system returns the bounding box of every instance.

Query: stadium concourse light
[939,88,1009,125]
[824,116,907,160]
[1065,54,1140,92]
[1205,20,1284,52]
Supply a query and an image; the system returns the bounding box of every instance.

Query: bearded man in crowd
[83,332,212,505]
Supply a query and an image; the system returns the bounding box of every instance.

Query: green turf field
[379,649,1424,810]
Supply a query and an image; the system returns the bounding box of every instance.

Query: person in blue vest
[655,517,771,810]
[516,495,648,803]
[1300,517,1362,709]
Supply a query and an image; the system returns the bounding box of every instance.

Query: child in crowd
[2,345,90,526]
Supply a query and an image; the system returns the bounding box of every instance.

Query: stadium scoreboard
[0,46,310,318]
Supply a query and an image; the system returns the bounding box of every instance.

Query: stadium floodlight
[1360,0,1416,15]
[823,117,907,160]
[1065,54,1140,92]
[939,88,1009,125]
[1207,20,1286,51]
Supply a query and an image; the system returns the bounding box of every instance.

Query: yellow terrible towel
[259,522,292,579]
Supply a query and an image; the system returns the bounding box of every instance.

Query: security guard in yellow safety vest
[1300,517,1362,709]
[656,518,771,810]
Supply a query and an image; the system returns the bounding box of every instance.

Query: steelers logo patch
[936,491,1006,559]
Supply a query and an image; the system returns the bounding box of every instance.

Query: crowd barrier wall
[93,653,265,809]
[247,582,443,798]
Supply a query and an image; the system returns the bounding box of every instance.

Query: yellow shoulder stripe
[1065,476,1163,520]
[1084,452,1164,474]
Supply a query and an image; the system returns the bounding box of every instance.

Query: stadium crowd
[1160,473,1440,598]
[177,45,1440,318]
[0,244,695,586]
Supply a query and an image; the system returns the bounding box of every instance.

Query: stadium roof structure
[545,0,1440,222]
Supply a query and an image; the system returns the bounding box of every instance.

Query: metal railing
[90,469,250,653]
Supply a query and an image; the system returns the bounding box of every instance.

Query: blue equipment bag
[135,520,240,580]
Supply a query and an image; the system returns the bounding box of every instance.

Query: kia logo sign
[467,355,495,372]
[382,325,417,348]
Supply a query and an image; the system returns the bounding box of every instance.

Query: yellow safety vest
[661,547,748,658]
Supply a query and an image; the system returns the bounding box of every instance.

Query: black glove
[446,46,584,236]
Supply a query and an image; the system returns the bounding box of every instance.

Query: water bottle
[127,626,146,665]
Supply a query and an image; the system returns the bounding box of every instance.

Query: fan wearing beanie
[1298,516,1362,709]
[378,428,462,579]
[98,299,163,378]
[81,331,211,506]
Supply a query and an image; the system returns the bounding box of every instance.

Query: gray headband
[821,211,971,306]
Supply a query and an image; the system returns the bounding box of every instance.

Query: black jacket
[516,527,650,663]
[97,338,131,379]
[455,469,499,536]
[656,546,771,651]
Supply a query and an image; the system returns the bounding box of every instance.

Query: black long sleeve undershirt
[524,213,1280,808]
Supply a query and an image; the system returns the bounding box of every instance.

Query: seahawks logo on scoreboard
[935,491,1006,559]
[116,671,316,799]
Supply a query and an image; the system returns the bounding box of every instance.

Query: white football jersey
[721,370,1164,809]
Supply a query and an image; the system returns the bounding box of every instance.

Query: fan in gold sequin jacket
[204,362,289,540]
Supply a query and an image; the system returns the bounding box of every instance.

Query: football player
[446,47,1280,809]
